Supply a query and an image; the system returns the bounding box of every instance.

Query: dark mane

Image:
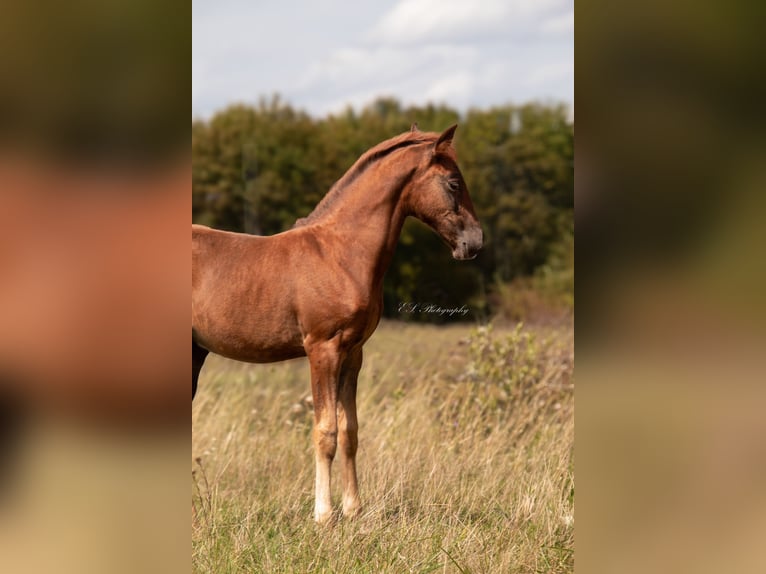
[293,130,436,228]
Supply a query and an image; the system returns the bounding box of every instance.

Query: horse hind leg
[192,341,208,400]
[0,386,26,500]
[337,347,363,519]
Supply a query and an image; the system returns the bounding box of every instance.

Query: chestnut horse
[192,124,482,524]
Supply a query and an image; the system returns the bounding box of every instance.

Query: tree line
[193,96,573,321]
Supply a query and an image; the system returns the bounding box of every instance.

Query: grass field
[192,319,573,573]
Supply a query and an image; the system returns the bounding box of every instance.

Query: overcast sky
[192,0,573,119]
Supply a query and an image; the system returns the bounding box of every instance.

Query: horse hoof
[342,504,362,520]
[314,510,336,526]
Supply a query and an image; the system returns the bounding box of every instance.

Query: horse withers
[192,124,482,524]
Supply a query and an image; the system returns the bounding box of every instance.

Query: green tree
[459,103,573,283]
[192,96,574,320]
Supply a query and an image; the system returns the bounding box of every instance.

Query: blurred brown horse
[192,125,482,524]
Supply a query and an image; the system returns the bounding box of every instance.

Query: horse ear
[434,124,458,153]
[410,122,419,132]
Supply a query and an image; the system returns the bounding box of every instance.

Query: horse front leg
[306,335,343,524]
[338,347,362,518]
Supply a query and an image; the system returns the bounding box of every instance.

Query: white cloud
[296,44,481,116]
[372,0,570,45]
[524,60,573,88]
[541,10,574,36]
[192,0,573,118]
[371,0,507,44]
[422,71,475,104]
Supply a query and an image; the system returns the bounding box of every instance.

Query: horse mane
[293,130,437,228]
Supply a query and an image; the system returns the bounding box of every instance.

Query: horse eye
[447,179,460,192]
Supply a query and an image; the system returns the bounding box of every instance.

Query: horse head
[404,125,483,260]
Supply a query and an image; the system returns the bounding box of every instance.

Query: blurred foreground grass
[192,320,573,573]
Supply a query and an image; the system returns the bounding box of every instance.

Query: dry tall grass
[193,320,573,573]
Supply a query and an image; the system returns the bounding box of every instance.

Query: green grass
[192,320,573,573]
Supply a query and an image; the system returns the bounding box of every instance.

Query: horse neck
[317,152,420,287]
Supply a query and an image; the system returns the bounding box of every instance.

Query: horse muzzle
[452,227,483,260]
